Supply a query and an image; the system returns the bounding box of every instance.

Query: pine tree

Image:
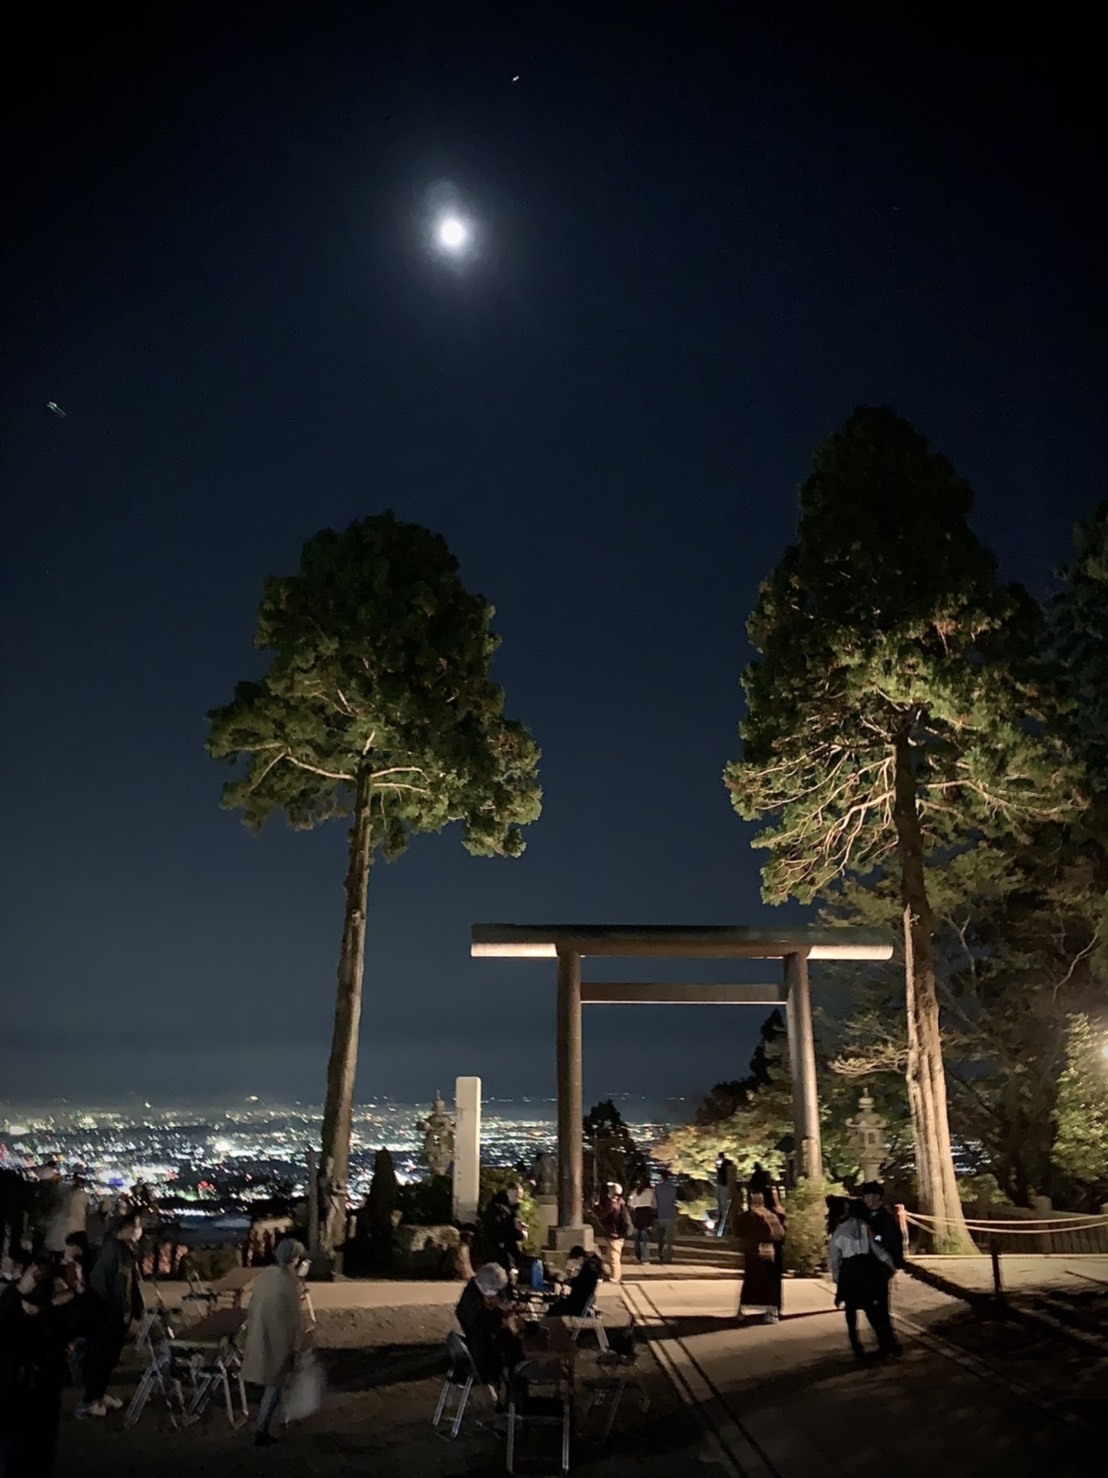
[208,513,541,1248]
[726,408,1073,1249]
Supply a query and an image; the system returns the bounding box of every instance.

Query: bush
[781,1176,834,1275]
[397,1174,454,1227]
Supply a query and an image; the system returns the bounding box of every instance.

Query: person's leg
[868,1284,900,1354]
[844,1303,864,1356]
[657,1220,670,1263]
[82,1321,124,1406]
[609,1238,623,1284]
[715,1196,731,1237]
[256,1385,282,1436]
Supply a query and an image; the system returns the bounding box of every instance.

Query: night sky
[3,7,1104,1111]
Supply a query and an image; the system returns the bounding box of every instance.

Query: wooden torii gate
[471,923,893,1250]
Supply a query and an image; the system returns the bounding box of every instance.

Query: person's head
[505,1182,521,1207]
[474,1262,509,1306]
[71,1173,85,1188]
[19,1277,55,1317]
[749,1189,766,1211]
[860,1180,884,1212]
[607,1182,622,1200]
[113,1211,143,1243]
[659,1168,671,1183]
[275,1238,307,1269]
[64,1231,88,1261]
[825,1194,848,1232]
[846,1197,867,1222]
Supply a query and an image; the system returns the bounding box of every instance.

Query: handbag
[284,1350,324,1422]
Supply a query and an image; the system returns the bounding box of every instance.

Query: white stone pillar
[453,1076,482,1225]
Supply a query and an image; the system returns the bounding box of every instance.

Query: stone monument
[453,1077,481,1225]
[846,1090,889,1184]
[418,1093,456,1177]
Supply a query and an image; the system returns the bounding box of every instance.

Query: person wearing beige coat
[240,1239,308,1446]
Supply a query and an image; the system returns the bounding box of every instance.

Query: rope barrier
[902,1210,1108,1235]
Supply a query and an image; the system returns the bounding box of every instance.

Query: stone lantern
[418,1092,456,1177]
[846,1091,888,1184]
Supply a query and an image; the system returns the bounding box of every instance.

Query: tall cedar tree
[725,408,1072,1249]
[208,514,541,1247]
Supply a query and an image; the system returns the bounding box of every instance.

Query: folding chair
[432,1332,484,1439]
[565,1292,609,1353]
[167,1307,248,1428]
[182,1266,216,1313]
[580,1316,649,1442]
[506,1357,573,1475]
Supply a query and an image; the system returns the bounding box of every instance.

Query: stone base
[547,1225,594,1253]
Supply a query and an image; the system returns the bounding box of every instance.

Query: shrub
[781,1176,834,1275]
[397,1174,454,1227]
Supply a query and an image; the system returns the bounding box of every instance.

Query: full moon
[437,215,468,250]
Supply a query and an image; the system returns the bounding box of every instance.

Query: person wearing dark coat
[546,1248,603,1317]
[454,1263,522,1391]
[0,1269,69,1477]
[829,1199,898,1357]
[482,1185,527,1275]
[861,1181,904,1345]
[76,1211,145,1419]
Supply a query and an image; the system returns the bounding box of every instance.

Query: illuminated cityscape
[0,1097,668,1207]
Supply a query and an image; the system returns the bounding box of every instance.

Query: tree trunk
[892,730,975,1253]
[320,764,374,1253]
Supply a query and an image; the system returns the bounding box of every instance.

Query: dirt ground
[55,1302,692,1478]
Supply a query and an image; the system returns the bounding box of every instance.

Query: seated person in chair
[546,1246,603,1318]
[455,1263,523,1394]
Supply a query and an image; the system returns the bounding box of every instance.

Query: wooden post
[784,952,822,1178]
[990,1236,1003,1299]
[554,948,587,1248]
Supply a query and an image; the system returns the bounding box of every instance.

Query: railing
[901,1207,1108,1255]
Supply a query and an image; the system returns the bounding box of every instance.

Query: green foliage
[1054,501,1108,796]
[397,1174,454,1227]
[655,1016,792,1182]
[781,1176,834,1275]
[207,512,542,857]
[726,407,1070,905]
[1052,1015,1108,1197]
[584,1100,645,1197]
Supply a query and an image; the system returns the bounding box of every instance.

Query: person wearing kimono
[734,1188,785,1323]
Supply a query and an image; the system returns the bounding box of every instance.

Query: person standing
[714,1154,735,1238]
[654,1169,679,1264]
[0,1266,70,1476]
[482,1183,527,1276]
[241,1238,310,1447]
[592,1183,630,1284]
[734,1188,785,1323]
[76,1211,145,1419]
[829,1199,898,1357]
[627,1176,657,1264]
[861,1181,904,1340]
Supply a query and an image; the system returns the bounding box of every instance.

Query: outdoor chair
[432,1331,484,1439]
[579,1316,649,1442]
[506,1357,573,1475]
[564,1291,609,1353]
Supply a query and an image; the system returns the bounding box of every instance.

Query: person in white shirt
[627,1177,657,1264]
[828,1198,900,1358]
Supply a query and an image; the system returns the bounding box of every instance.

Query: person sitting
[547,1247,603,1318]
[454,1262,523,1397]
